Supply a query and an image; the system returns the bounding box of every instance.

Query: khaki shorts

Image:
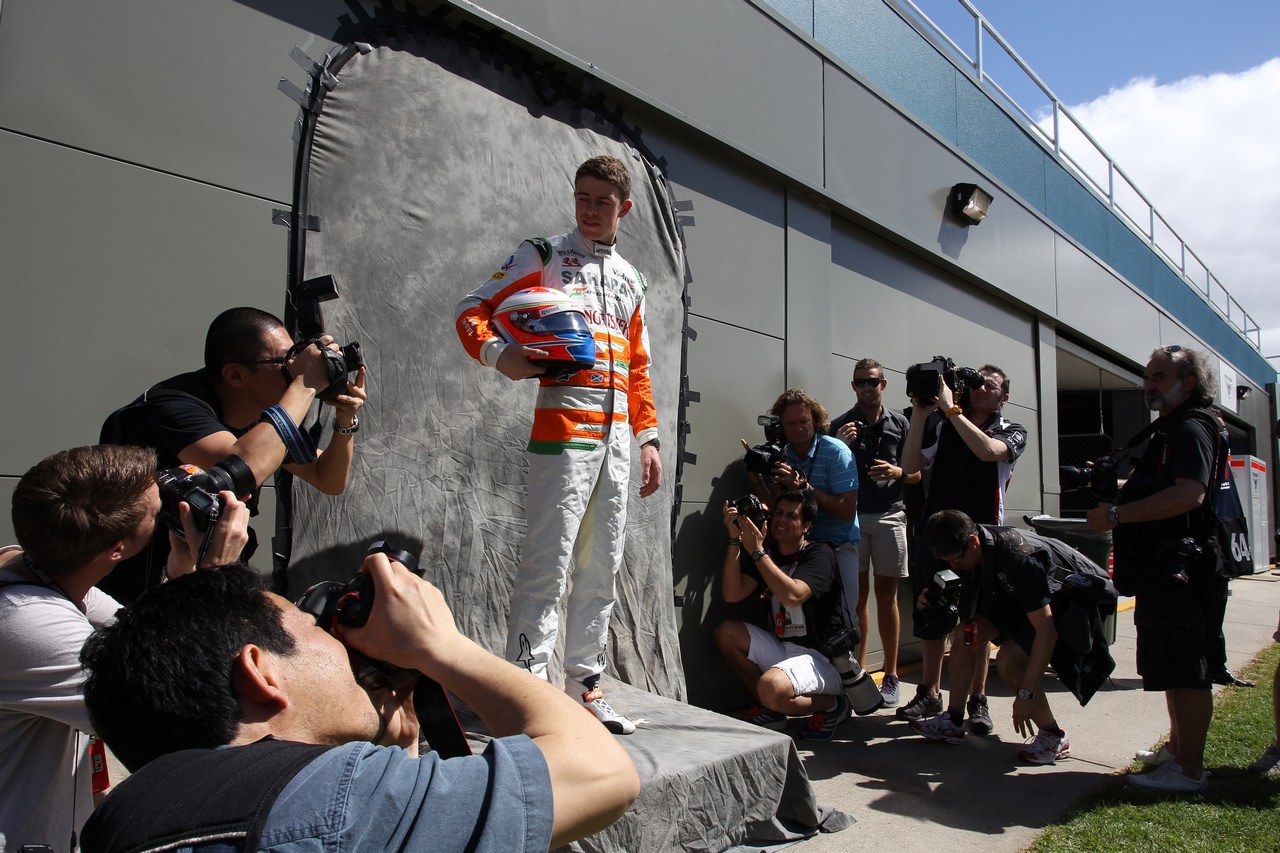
[857,509,909,579]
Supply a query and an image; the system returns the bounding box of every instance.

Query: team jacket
[455,227,659,454]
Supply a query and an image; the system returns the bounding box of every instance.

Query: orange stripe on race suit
[454,271,543,362]
[530,407,627,444]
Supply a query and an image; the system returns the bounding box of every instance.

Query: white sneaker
[1128,760,1208,793]
[569,682,636,735]
[1135,743,1174,767]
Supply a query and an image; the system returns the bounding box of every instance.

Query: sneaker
[1019,728,1070,765]
[800,694,852,741]
[1135,743,1175,767]
[880,673,901,708]
[895,686,943,721]
[571,684,636,735]
[910,711,966,744]
[741,704,788,730]
[1247,743,1280,775]
[966,693,993,736]
[1128,760,1208,793]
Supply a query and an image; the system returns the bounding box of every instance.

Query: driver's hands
[496,344,551,380]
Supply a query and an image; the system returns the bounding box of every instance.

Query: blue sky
[956,0,1280,104]
[913,0,1280,367]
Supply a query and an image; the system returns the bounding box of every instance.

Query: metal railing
[894,0,1262,350]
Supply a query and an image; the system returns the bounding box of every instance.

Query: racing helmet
[492,286,597,374]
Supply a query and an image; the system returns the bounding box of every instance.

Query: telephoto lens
[831,651,886,716]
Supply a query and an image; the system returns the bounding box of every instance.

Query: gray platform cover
[284,14,849,850]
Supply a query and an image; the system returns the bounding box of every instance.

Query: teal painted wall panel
[954,79,1047,210]
[813,0,961,142]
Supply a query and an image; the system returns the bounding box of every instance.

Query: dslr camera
[156,454,255,539]
[912,567,964,639]
[294,539,472,758]
[743,414,787,474]
[905,356,983,405]
[295,539,420,692]
[731,494,769,530]
[288,274,364,402]
[1058,455,1119,504]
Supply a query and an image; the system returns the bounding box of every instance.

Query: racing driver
[454,154,663,734]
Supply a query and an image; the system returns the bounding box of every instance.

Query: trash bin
[1024,515,1117,644]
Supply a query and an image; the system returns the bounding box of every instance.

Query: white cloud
[1056,59,1280,369]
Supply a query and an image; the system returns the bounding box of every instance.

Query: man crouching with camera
[907,510,1116,765]
[714,491,856,741]
[77,552,639,851]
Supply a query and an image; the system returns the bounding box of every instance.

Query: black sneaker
[966,693,993,735]
[896,686,943,721]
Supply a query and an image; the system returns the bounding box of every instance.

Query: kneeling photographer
[1085,345,1223,792]
[906,510,1116,766]
[79,547,639,851]
[714,491,881,742]
[100,301,367,601]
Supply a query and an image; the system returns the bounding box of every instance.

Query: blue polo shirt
[786,434,860,546]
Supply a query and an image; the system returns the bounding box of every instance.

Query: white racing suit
[455,227,658,683]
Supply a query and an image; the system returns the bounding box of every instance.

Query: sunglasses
[852,378,883,388]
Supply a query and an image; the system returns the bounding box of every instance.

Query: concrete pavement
[786,569,1280,852]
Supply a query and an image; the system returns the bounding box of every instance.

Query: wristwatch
[335,414,360,435]
[1106,505,1121,525]
[643,438,660,450]
[1016,688,1034,701]
[749,548,766,562]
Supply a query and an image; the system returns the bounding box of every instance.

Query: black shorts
[1133,573,1225,691]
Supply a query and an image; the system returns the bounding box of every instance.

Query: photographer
[744,390,860,639]
[100,307,366,601]
[829,358,919,707]
[899,364,1026,734]
[908,510,1115,765]
[1086,345,1221,792]
[77,554,639,851]
[715,491,853,740]
[1,445,248,853]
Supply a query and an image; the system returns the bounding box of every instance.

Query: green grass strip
[1027,642,1280,852]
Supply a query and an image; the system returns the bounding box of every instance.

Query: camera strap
[18,554,83,613]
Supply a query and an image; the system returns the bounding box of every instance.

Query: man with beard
[1088,345,1221,792]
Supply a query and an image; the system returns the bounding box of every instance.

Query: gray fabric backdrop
[287,31,688,699]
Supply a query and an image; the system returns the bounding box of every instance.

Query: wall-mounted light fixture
[1237,385,1252,401]
[950,183,993,225]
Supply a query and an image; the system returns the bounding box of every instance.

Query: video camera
[295,539,471,758]
[1059,455,1119,504]
[905,356,983,405]
[288,274,364,401]
[744,414,787,474]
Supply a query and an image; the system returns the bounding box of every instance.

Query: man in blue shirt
[78,555,638,850]
[746,389,860,636]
